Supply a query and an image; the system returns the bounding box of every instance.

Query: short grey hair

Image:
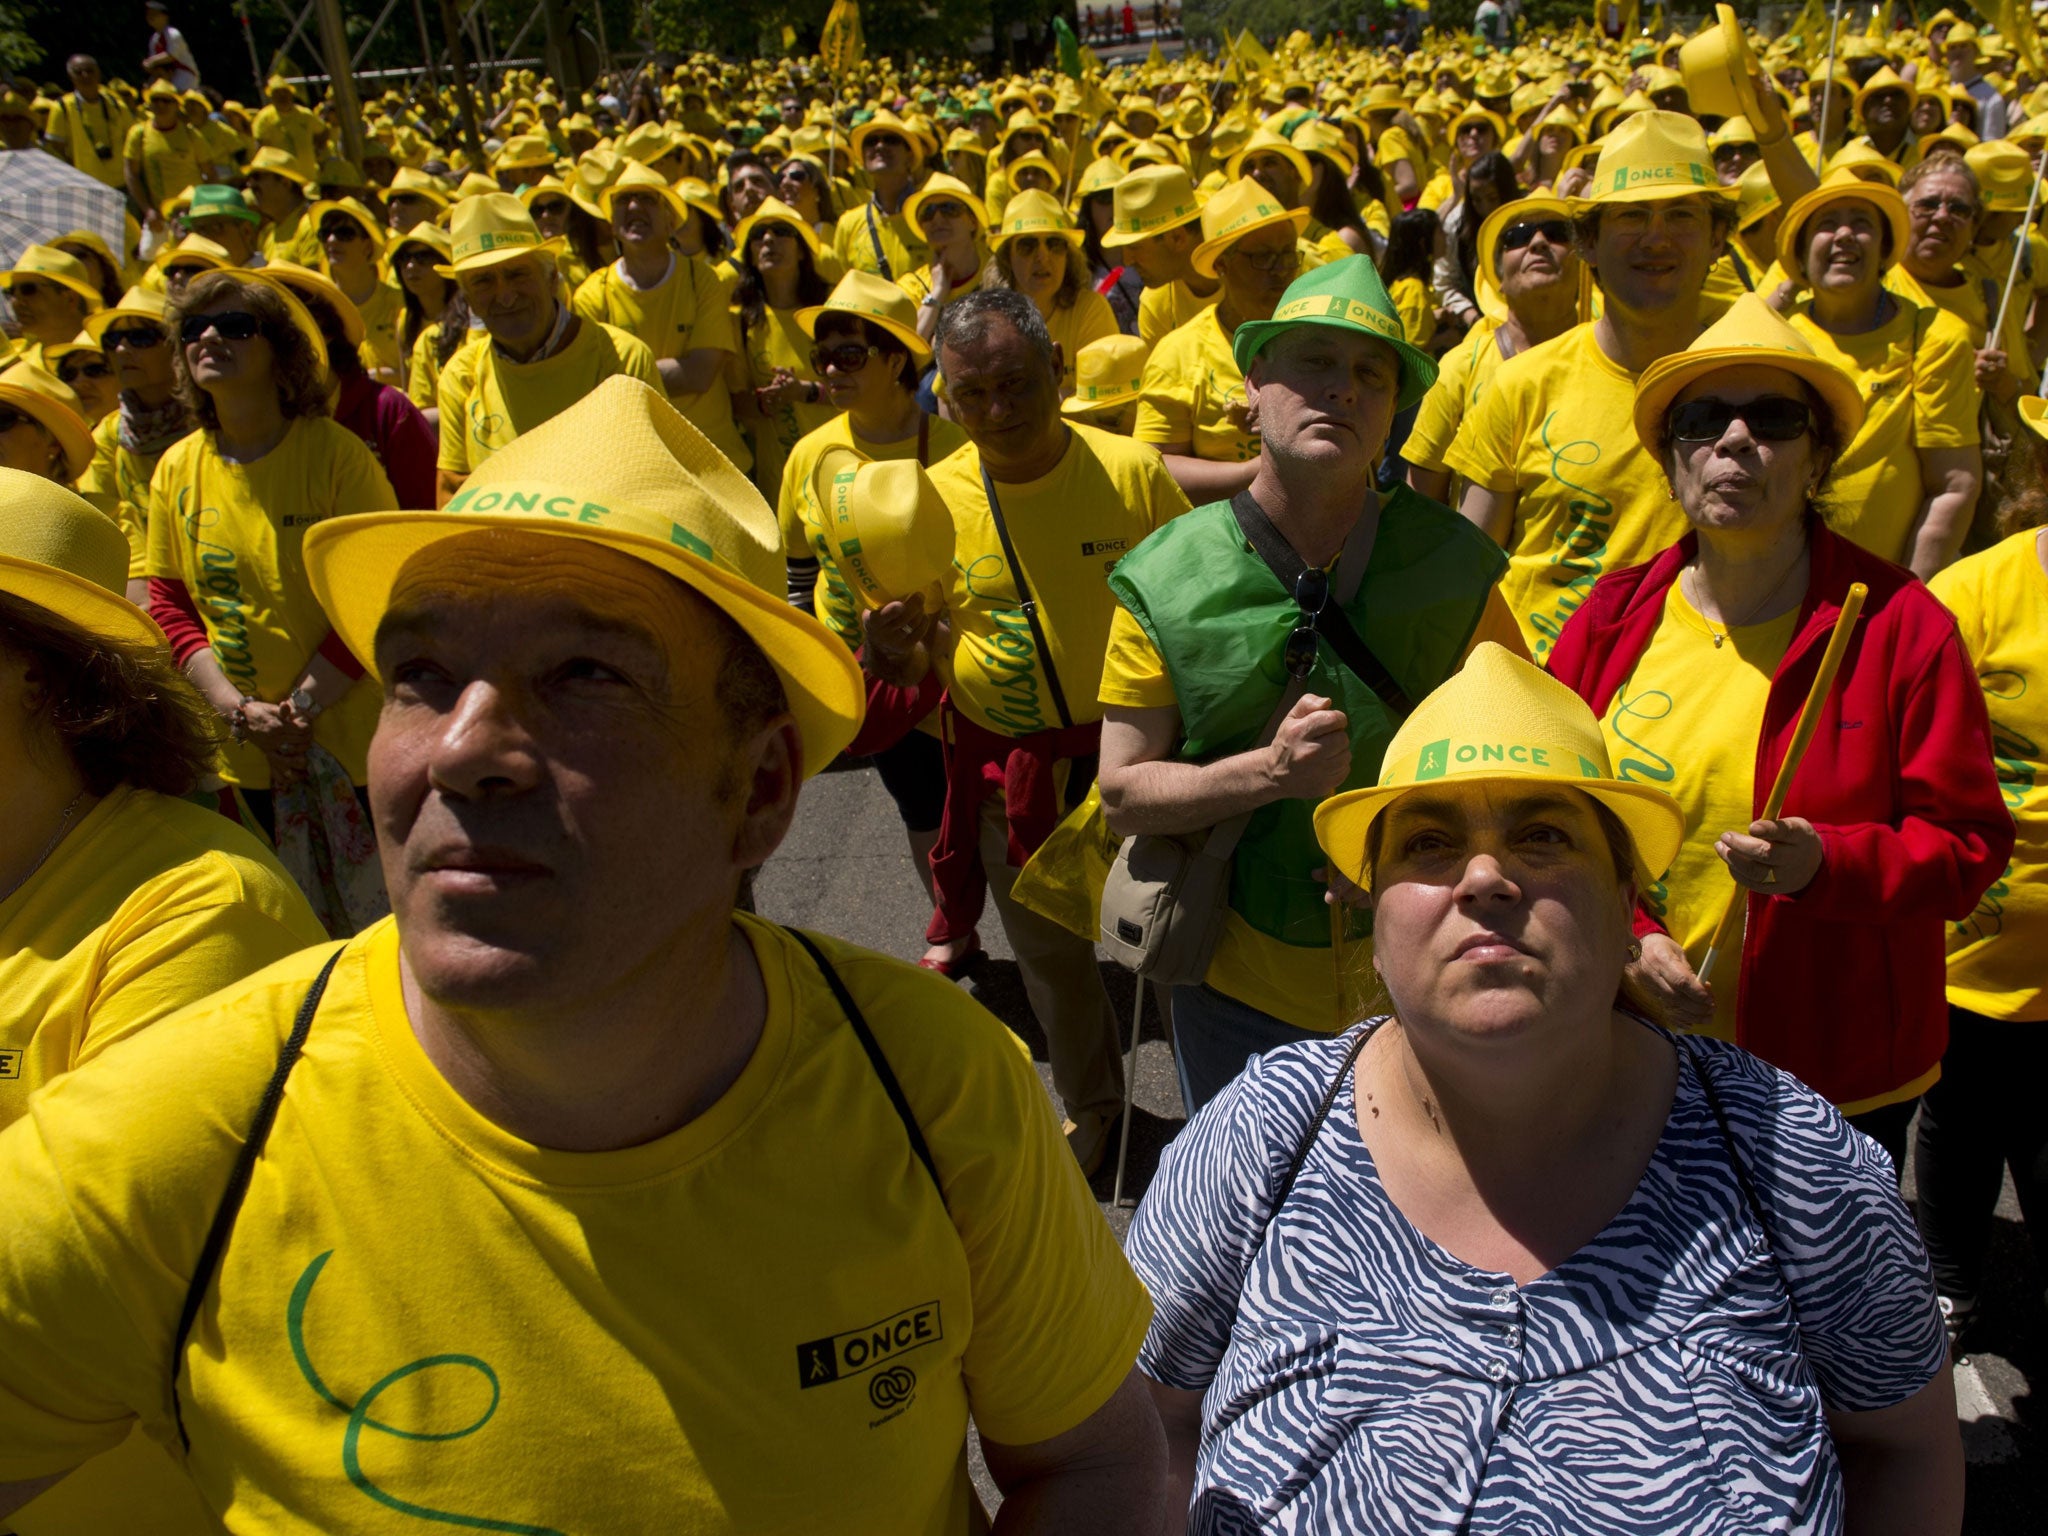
[933,287,1057,381]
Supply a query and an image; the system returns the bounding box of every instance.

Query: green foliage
[646,0,993,62]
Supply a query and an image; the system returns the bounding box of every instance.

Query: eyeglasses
[779,165,814,185]
[1499,219,1571,251]
[918,199,968,222]
[1285,566,1329,679]
[179,311,263,343]
[1909,195,1978,221]
[320,222,366,242]
[1669,395,1814,444]
[0,407,29,433]
[7,279,53,300]
[865,135,907,154]
[101,325,165,351]
[1226,244,1301,274]
[529,198,571,218]
[810,341,879,373]
[57,358,112,383]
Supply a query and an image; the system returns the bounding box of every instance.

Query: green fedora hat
[187,183,262,225]
[1231,254,1438,412]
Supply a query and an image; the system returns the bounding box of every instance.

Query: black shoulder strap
[786,927,946,1205]
[1229,489,1415,716]
[1269,1023,1378,1218]
[171,946,343,1450]
[980,464,1074,728]
[864,200,893,280]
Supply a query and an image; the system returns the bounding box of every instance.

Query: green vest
[1109,488,1506,950]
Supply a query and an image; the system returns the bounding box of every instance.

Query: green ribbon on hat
[1230,254,1439,412]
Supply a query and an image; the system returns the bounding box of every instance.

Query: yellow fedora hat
[1224,128,1313,187]
[1679,5,1769,125]
[1964,140,2036,213]
[387,223,454,268]
[1314,642,1685,892]
[494,132,556,172]
[1568,109,1736,209]
[821,457,954,610]
[1474,195,1573,316]
[1632,293,1866,456]
[1734,159,1782,231]
[303,376,863,779]
[904,172,990,232]
[0,364,97,481]
[1100,163,1204,250]
[1821,140,1902,186]
[1061,333,1151,418]
[435,192,566,278]
[796,268,931,359]
[730,195,824,263]
[0,468,164,648]
[2018,395,2048,441]
[311,196,388,255]
[85,284,170,342]
[1775,169,1911,277]
[386,165,451,209]
[1191,176,1310,279]
[1854,63,1913,120]
[245,145,319,190]
[992,189,1085,252]
[0,245,105,312]
[252,260,366,349]
[851,107,919,159]
[150,233,231,278]
[601,158,696,229]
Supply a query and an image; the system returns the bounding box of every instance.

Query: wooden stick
[1991,148,2048,352]
[1697,581,1868,986]
[1814,0,1846,177]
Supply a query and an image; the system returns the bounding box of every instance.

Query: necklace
[1,791,87,906]
[1684,555,1804,649]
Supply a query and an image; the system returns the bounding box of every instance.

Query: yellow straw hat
[601,158,695,229]
[0,245,105,312]
[1061,333,1151,417]
[1775,170,1911,277]
[1734,160,1781,231]
[730,195,824,262]
[0,364,97,481]
[1678,4,1769,125]
[1224,128,1313,187]
[1566,109,1736,209]
[85,285,170,341]
[904,172,990,232]
[1632,293,1866,456]
[991,189,1085,252]
[1964,140,2036,213]
[1314,642,1685,892]
[310,196,388,256]
[303,376,863,779]
[245,145,319,190]
[253,260,366,349]
[435,192,566,277]
[1191,176,1310,279]
[819,457,954,610]
[0,468,164,648]
[1100,163,1204,250]
[796,269,930,359]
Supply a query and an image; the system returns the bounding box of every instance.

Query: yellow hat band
[455,228,549,262]
[440,478,719,568]
[1076,375,1143,401]
[1606,159,1712,195]
[1113,199,1199,234]
[1271,292,1404,343]
[1397,735,1606,787]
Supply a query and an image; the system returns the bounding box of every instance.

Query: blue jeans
[1171,983,1326,1116]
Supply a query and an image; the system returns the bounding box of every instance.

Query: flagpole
[1814,0,1847,176]
[1993,148,2048,361]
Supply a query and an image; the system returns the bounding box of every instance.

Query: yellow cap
[436,192,566,277]
[820,457,954,609]
[1100,163,1203,250]
[991,189,1084,252]
[0,245,105,312]
[1776,170,1911,277]
[1313,642,1686,892]
[303,376,863,779]
[795,268,930,360]
[1190,176,1310,279]
[1633,293,1866,455]
[1567,109,1735,208]
[0,468,164,648]
[1061,334,1151,417]
[0,364,96,481]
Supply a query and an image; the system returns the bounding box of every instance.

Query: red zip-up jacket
[1549,523,2013,1108]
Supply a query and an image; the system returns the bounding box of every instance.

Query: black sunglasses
[0,407,29,433]
[58,358,112,382]
[1669,395,1813,444]
[865,134,908,154]
[179,311,263,343]
[1284,567,1329,679]
[810,341,878,373]
[320,221,366,242]
[1499,219,1571,252]
[102,325,165,351]
[918,199,968,222]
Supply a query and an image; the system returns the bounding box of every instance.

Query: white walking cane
[1992,149,2048,368]
[1813,0,1848,178]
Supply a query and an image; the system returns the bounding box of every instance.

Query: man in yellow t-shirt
[573,161,748,473]
[832,110,931,280]
[245,147,324,268]
[249,76,322,167]
[0,379,1163,1534]
[864,288,1190,1174]
[46,55,135,191]
[314,198,406,382]
[435,193,662,497]
[122,82,203,237]
[1445,112,1732,662]
[1098,164,1221,346]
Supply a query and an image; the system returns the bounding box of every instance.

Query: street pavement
[755,757,2043,1527]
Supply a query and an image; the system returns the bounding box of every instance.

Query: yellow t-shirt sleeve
[1391,276,1433,347]
[1404,361,1467,474]
[1143,452,1194,530]
[1132,340,1192,446]
[1463,587,1531,662]
[570,270,607,325]
[682,257,739,355]
[1914,310,1984,450]
[436,350,473,474]
[331,428,398,515]
[617,331,665,390]
[406,325,439,409]
[1071,290,1118,357]
[143,451,177,580]
[1440,364,1519,491]
[1099,603,1178,710]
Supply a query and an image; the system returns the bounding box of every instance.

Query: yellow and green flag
[819,0,864,77]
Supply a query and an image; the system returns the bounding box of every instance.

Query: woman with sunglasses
[146,271,398,840]
[76,290,192,605]
[49,338,118,424]
[775,155,840,242]
[389,225,471,428]
[900,174,990,346]
[314,197,406,385]
[1549,299,2011,1169]
[729,198,836,503]
[525,176,605,290]
[1773,174,1982,578]
[987,191,1118,396]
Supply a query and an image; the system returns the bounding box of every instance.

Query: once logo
[869,1366,917,1411]
[795,1300,943,1389]
[0,1049,20,1080]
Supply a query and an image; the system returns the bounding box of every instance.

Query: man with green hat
[185,183,264,267]
[1097,255,1526,1111]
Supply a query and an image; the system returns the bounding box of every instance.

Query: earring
[1626,937,1643,962]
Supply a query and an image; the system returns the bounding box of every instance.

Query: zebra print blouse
[1126,1021,1948,1534]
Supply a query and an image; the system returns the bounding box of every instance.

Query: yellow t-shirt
[345,277,406,382]
[737,304,837,505]
[1388,273,1436,349]
[0,916,1150,1534]
[50,90,136,189]
[122,120,203,214]
[145,417,396,786]
[1136,275,1219,347]
[931,424,1190,736]
[1404,317,1505,475]
[1443,322,1694,663]
[1098,588,1528,1030]
[405,321,445,409]
[1892,263,2032,390]
[832,197,932,281]
[573,255,750,472]
[1043,288,1119,394]
[1375,124,1425,206]
[1930,528,2048,1022]
[81,411,185,579]
[435,314,662,479]
[1598,582,1800,1042]
[896,264,984,309]
[251,102,321,166]
[260,205,324,269]
[1133,306,1258,464]
[1789,300,1979,566]
[1417,171,1453,213]
[779,410,968,650]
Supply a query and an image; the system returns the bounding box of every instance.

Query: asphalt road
[755,757,2044,1527]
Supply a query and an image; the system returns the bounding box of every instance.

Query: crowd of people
[0,5,2043,1533]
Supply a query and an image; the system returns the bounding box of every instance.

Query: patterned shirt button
[1487,1360,1509,1382]
[1493,1288,1516,1308]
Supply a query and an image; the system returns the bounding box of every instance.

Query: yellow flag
[1237,29,1276,72]
[1651,3,1666,38]
[1147,39,1164,68]
[818,0,865,77]
[1620,0,1641,39]
[1866,3,1883,40]
[781,24,796,51]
